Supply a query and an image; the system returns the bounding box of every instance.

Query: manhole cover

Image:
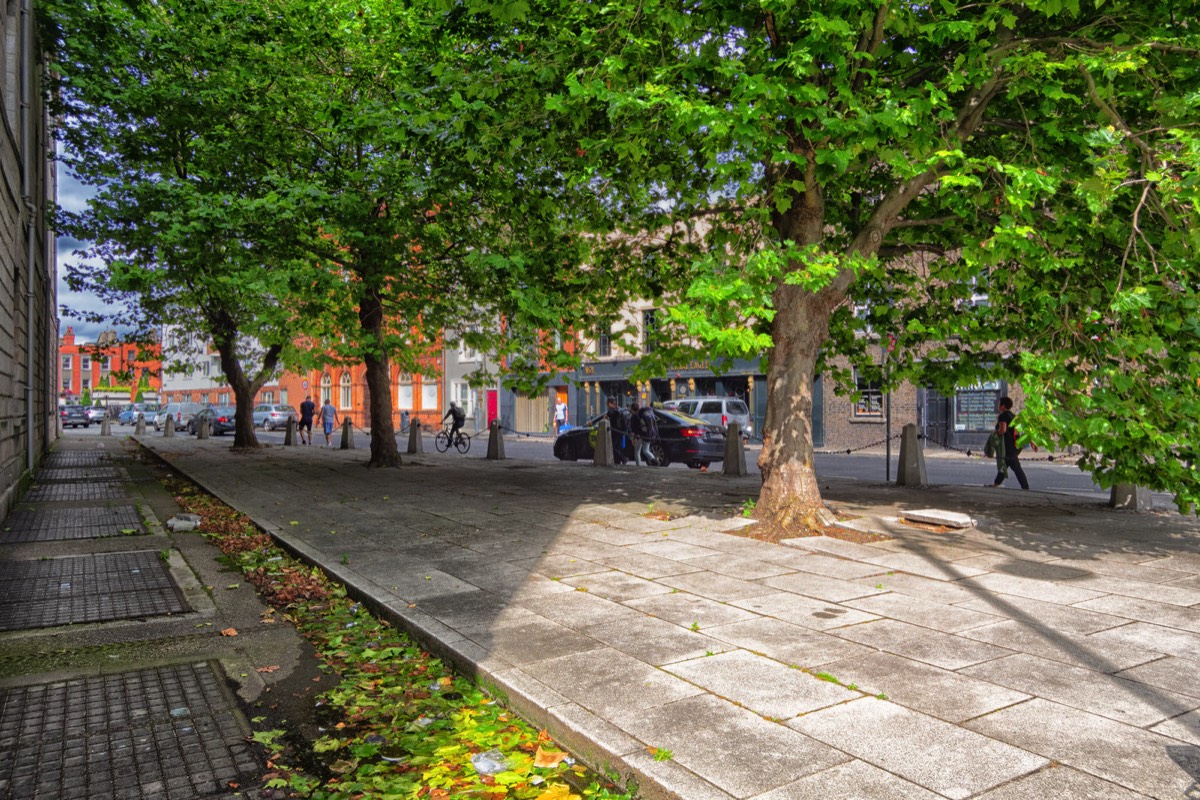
[22,483,132,503]
[36,466,124,482]
[42,452,112,468]
[0,551,187,630]
[1,506,146,544]
[0,662,259,799]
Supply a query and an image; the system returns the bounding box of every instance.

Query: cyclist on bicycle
[442,402,466,445]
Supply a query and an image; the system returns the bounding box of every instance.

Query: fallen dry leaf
[533,746,568,769]
[255,665,281,674]
[534,784,579,800]
[220,627,238,637]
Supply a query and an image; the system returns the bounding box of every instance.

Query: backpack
[452,407,465,424]
[640,407,659,440]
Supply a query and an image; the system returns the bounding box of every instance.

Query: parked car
[153,403,203,431]
[552,408,726,469]
[187,406,236,436]
[85,405,108,423]
[662,396,752,439]
[120,403,160,425]
[61,405,90,428]
[251,403,297,431]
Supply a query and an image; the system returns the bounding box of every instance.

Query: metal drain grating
[1,506,146,544]
[0,662,260,799]
[0,551,187,631]
[41,452,112,468]
[36,466,125,482]
[22,483,133,503]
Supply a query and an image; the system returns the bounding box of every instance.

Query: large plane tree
[514,0,1200,523]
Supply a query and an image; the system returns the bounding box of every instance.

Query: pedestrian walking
[320,398,339,447]
[630,402,659,466]
[553,399,568,436]
[991,396,1035,489]
[605,398,629,464]
[298,395,315,445]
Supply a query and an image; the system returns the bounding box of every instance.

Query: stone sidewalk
[141,435,1200,800]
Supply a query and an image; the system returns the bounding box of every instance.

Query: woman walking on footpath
[320,399,339,447]
[992,396,1036,489]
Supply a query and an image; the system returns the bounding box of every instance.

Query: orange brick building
[58,327,162,405]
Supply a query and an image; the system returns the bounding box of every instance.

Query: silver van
[661,396,752,439]
[153,402,203,431]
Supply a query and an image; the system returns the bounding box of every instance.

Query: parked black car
[552,409,726,469]
[60,405,90,428]
[187,406,237,436]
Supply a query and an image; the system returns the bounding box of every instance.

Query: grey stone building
[0,1,56,518]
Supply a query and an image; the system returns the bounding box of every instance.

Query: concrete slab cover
[903,508,975,528]
[791,697,1047,799]
[0,662,258,800]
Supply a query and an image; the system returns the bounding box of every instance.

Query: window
[61,375,70,390]
[596,326,611,358]
[127,348,136,362]
[453,382,474,419]
[339,373,352,409]
[101,356,111,371]
[260,392,274,405]
[218,393,229,405]
[320,373,332,404]
[397,373,413,410]
[201,361,210,377]
[81,355,91,371]
[61,355,72,372]
[419,376,438,410]
[853,370,883,418]
[280,389,288,405]
[642,309,658,354]
[458,331,477,363]
[81,378,90,391]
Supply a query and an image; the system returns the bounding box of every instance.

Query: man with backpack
[443,401,467,447]
[991,396,1036,489]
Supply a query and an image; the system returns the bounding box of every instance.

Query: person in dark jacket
[630,402,659,466]
[992,396,1036,489]
[606,398,629,464]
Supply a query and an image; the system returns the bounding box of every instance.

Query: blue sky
[56,166,119,344]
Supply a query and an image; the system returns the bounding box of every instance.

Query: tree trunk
[359,286,401,467]
[213,335,275,450]
[756,283,838,531]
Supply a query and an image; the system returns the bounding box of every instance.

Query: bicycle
[434,426,471,454]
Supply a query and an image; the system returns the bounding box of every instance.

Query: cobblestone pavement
[0,435,320,800]
[136,433,1200,800]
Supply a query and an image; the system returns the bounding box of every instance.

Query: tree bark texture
[358,284,401,467]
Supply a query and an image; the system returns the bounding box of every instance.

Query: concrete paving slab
[855,551,990,581]
[464,615,608,667]
[620,749,738,800]
[967,698,1200,799]
[1074,594,1200,634]
[1087,621,1200,660]
[627,592,760,630]
[1151,710,1200,747]
[1059,573,1200,607]
[1144,550,1200,574]
[765,551,889,580]
[562,569,675,602]
[972,764,1151,800]
[955,593,1129,635]
[657,570,776,602]
[519,648,704,723]
[664,650,857,719]
[586,616,736,666]
[762,571,887,604]
[962,653,1199,727]
[512,552,609,579]
[596,551,706,580]
[519,588,649,632]
[749,759,943,800]
[958,572,1108,605]
[790,697,1047,799]
[622,694,850,799]
[1115,656,1200,700]
[628,539,726,561]
[730,591,880,631]
[902,508,976,528]
[1046,556,1192,585]
[845,592,1002,633]
[780,535,892,561]
[833,619,1013,670]
[824,650,1030,723]
[677,553,799,580]
[962,620,1162,673]
[856,570,982,605]
[951,554,1091,580]
[705,617,874,669]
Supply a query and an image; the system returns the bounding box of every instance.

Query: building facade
[0,1,55,519]
[58,327,162,406]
